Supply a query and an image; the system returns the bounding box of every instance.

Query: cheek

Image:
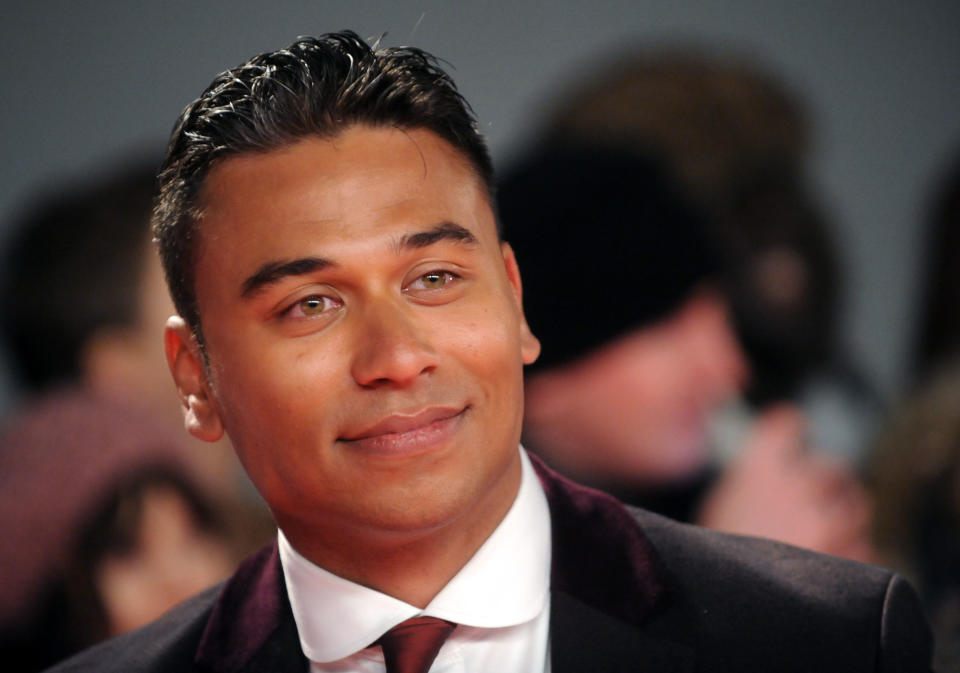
[207,341,342,478]
[449,306,525,386]
[437,303,527,439]
[213,327,342,414]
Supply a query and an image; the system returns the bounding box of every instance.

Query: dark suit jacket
[46,456,932,672]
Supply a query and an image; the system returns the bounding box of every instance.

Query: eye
[407,270,459,292]
[284,294,342,319]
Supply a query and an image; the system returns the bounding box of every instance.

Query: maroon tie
[377,616,457,673]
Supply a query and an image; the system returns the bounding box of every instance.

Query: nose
[349,300,439,388]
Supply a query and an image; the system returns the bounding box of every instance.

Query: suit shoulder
[629,507,932,671]
[42,584,221,673]
[632,505,893,599]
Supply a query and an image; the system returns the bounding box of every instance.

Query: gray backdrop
[2,1,959,419]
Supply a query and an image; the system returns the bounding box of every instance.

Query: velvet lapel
[532,454,694,673]
[195,543,306,673]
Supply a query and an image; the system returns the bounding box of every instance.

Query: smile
[339,406,467,457]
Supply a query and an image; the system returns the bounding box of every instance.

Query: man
[0,159,271,668]
[0,155,271,524]
[500,147,875,563]
[48,31,931,672]
[498,148,744,509]
[0,158,170,400]
[537,50,881,463]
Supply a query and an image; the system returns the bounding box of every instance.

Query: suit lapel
[195,543,308,673]
[235,613,305,673]
[533,454,694,673]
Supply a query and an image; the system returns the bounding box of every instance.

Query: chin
[355,479,474,534]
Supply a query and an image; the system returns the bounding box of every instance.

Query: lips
[339,406,467,456]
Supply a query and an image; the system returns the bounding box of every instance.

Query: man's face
[525,290,747,486]
[169,126,539,555]
[580,291,748,481]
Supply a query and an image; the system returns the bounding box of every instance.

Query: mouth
[339,406,467,457]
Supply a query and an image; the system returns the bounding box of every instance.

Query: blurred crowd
[0,44,957,670]
[0,155,275,671]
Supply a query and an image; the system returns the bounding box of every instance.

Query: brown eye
[286,294,340,319]
[409,270,456,291]
[300,297,327,315]
[420,271,447,289]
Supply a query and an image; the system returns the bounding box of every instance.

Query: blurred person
[46,31,930,673]
[0,154,274,533]
[537,48,881,464]
[0,156,275,664]
[500,146,874,562]
[711,166,840,404]
[870,142,960,671]
[0,389,236,671]
[0,156,167,395]
[867,363,960,671]
[913,145,960,382]
[540,49,809,213]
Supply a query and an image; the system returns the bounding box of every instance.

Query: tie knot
[377,616,457,673]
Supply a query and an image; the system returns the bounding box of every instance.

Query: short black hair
[154,30,493,343]
[497,145,722,371]
[0,157,159,392]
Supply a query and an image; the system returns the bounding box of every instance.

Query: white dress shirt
[279,447,552,673]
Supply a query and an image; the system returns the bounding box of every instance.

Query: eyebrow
[399,221,477,249]
[239,222,478,299]
[241,257,332,298]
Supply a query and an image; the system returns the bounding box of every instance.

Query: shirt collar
[280,447,551,663]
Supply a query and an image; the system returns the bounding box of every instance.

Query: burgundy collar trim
[530,452,669,626]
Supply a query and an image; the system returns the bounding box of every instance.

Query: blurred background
[2,1,960,668]
[1,0,959,418]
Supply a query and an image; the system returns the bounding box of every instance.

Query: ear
[500,242,541,366]
[164,316,224,442]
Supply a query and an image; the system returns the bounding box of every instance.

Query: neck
[278,458,522,607]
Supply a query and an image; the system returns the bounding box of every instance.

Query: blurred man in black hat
[501,146,874,562]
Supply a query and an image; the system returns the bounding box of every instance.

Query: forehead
[196,126,494,252]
